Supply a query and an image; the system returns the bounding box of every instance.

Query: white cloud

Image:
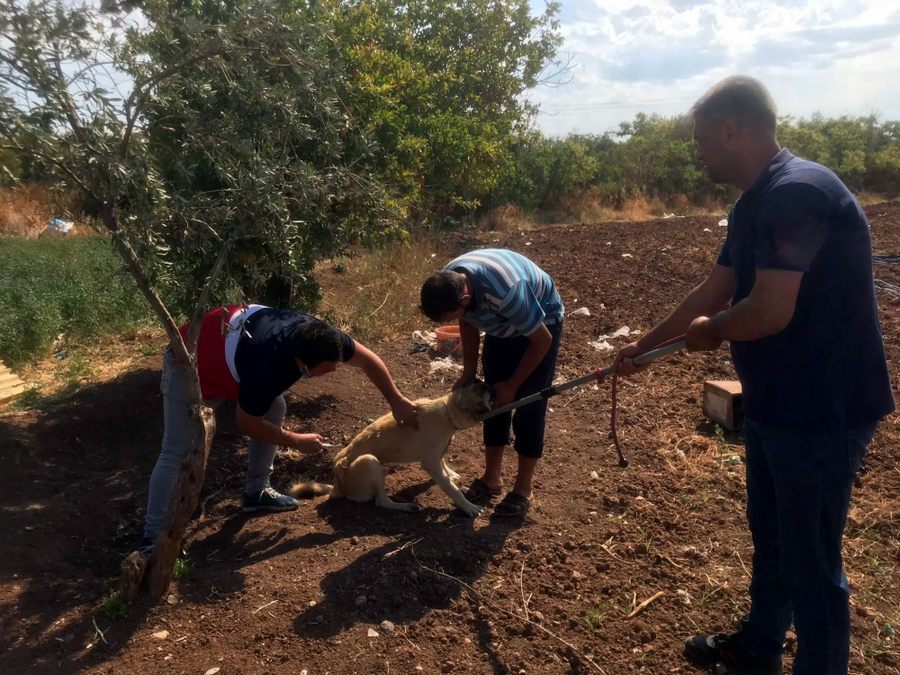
[531,0,900,136]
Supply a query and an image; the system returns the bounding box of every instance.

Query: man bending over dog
[138,304,418,554]
[420,249,564,517]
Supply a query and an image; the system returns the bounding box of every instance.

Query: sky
[529,0,900,137]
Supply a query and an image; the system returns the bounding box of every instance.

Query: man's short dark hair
[691,75,777,133]
[290,319,343,367]
[420,271,466,322]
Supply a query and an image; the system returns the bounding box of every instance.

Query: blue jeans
[739,417,878,675]
[142,349,286,544]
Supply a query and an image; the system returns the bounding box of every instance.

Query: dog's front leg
[422,456,482,518]
[441,458,461,484]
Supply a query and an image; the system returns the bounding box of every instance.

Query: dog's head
[448,379,494,428]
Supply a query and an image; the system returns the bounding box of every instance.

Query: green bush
[0,235,154,366]
[489,113,900,213]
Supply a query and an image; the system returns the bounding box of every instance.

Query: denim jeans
[738,416,878,674]
[142,349,286,544]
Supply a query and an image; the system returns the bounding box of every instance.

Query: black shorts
[482,320,562,459]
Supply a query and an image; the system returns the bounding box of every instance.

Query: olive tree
[0,0,400,598]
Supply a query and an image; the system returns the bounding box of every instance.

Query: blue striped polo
[444,249,564,337]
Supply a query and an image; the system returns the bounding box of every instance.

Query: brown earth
[1,204,898,674]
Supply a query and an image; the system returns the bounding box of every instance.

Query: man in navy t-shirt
[616,77,893,675]
[140,306,418,553]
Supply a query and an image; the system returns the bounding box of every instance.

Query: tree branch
[65,60,119,86]
[184,226,238,355]
[51,43,87,143]
[120,46,223,157]
[536,52,575,88]
[0,71,42,96]
[103,214,199,398]
[0,130,101,204]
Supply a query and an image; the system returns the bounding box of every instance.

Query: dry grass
[0,184,87,238]
[316,233,461,342]
[5,324,165,409]
[477,204,537,231]
[0,184,56,237]
[533,189,733,224]
[858,192,900,207]
[14,324,168,395]
[843,491,900,669]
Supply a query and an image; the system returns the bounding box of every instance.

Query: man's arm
[618,264,735,373]
[454,318,481,389]
[347,342,419,427]
[235,405,323,452]
[687,184,825,350]
[491,323,553,407]
[638,264,735,349]
[687,269,803,350]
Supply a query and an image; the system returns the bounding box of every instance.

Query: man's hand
[685,316,723,352]
[390,396,419,429]
[492,381,518,408]
[614,341,648,377]
[452,371,476,391]
[291,433,324,454]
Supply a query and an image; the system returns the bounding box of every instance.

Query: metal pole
[478,340,686,421]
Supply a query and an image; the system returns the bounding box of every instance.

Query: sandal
[465,478,502,504]
[492,491,532,518]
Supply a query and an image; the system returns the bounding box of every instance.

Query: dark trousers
[739,416,878,674]
[482,321,562,458]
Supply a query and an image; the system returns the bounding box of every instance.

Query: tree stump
[119,550,148,603]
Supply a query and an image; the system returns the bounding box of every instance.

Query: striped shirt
[444,249,564,338]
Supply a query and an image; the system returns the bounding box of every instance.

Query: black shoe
[242,487,300,513]
[684,633,782,674]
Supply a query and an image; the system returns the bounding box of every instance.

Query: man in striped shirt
[420,249,564,517]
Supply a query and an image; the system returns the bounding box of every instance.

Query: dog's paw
[458,501,483,518]
[401,502,422,513]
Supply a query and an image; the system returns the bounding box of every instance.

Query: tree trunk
[147,392,216,599]
[103,214,217,601]
[118,357,215,602]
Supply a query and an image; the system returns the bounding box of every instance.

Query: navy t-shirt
[717,149,894,431]
[233,309,356,416]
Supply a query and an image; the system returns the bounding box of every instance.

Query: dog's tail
[288,481,333,499]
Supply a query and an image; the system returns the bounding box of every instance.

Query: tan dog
[290,381,493,517]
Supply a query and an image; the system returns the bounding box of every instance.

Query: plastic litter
[429,357,463,373]
[589,339,614,351]
[42,218,75,236]
[597,326,639,341]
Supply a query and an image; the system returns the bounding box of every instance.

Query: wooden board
[0,361,26,403]
[702,380,743,431]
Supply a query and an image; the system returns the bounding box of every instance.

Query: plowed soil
[2,203,898,674]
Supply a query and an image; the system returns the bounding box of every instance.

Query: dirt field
[1,204,897,674]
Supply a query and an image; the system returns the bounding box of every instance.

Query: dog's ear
[473,379,495,406]
[478,385,494,413]
[455,379,494,416]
